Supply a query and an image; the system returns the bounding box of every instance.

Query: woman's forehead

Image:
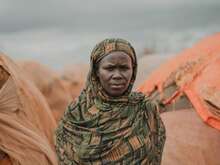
[98,51,132,65]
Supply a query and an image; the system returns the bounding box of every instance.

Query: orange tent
[138,33,220,131]
[0,54,57,165]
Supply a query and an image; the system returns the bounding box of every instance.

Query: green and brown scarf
[55,39,166,165]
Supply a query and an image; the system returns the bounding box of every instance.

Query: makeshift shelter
[138,33,220,131]
[135,54,174,88]
[19,61,72,122]
[0,54,57,165]
[60,64,88,99]
[161,109,220,165]
[138,33,220,165]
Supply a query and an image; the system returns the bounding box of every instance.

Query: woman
[55,38,166,165]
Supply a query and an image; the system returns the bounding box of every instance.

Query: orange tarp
[0,54,58,165]
[138,33,220,131]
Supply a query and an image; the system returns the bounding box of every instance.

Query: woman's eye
[104,67,114,71]
[121,66,129,70]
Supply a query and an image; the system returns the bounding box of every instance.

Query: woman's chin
[108,89,126,97]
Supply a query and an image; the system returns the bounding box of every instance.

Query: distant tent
[19,61,72,122]
[60,64,88,99]
[138,33,220,131]
[0,54,57,165]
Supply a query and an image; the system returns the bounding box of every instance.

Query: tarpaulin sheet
[138,33,220,131]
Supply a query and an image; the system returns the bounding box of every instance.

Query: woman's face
[97,51,133,97]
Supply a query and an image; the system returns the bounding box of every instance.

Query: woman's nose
[112,70,122,79]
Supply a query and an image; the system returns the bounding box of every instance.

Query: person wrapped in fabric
[55,38,166,165]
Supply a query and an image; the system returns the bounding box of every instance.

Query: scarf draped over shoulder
[55,39,166,165]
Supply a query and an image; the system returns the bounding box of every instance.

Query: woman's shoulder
[129,92,159,113]
[129,91,145,103]
[68,90,87,110]
[136,94,161,115]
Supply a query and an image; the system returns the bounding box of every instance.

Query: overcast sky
[0,0,220,68]
[1,0,220,32]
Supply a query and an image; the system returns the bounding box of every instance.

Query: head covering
[86,38,140,104]
[55,38,166,165]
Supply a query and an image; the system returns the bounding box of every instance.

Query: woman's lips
[110,84,125,89]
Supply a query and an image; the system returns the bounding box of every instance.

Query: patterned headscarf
[55,38,166,165]
[85,38,141,105]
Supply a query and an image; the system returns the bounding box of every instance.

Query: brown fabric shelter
[60,64,89,99]
[0,54,58,165]
[161,109,220,165]
[19,61,72,122]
